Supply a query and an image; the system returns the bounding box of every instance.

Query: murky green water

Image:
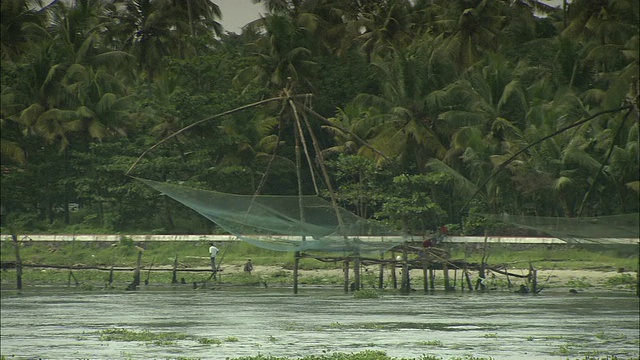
[1,286,638,359]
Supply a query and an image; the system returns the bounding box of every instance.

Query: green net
[136,178,407,254]
[478,213,640,244]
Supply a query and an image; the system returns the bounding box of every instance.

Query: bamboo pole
[11,234,22,290]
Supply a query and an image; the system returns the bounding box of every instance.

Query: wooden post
[171,254,178,284]
[354,255,361,291]
[429,269,435,290]
[11,234,22,290]
[391,252,398,289]
[144,257,155,285]
[465,269,473,292]
[108,264,114,287]
[529,263,538,294]
[133,250,142,289]
[293,251,300,294]
[443,263,451,291]
[378,253,385,289]
[477,231,488,291]
[422,257,429,293]
[343,259,350,293]
[401,245,410,293]
[453,269,457,291]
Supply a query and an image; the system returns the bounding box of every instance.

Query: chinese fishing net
[136,178,407,254]
[477,213,639,244]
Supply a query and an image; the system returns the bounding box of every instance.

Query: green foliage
[353,288,380,299]
[1,0,638,235]
[605,274,637,287]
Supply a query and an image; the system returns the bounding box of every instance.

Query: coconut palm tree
[433,0,507,73]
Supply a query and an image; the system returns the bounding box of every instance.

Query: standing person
[243,259,253,274]
[209,243,219,274]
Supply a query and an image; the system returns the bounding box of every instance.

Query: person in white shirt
[209,243,219,274]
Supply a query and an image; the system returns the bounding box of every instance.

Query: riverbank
[1,239,638,293]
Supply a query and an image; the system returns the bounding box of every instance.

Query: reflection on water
[1,287,638,360]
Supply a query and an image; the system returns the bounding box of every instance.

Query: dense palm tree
[0,0,50,61]
[433,0,507,73]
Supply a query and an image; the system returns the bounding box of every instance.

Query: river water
[1,286,638,360]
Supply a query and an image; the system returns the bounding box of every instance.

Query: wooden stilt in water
[127,249,143,291]
[422,257,429,293]
[453,269,457,290]
[477,232,488,291]
[529,263,538,294]
[144,257,155,285]
[108,250,115,287]
[11,234,22,290]
[378,253,385,289]
[429,269,435,290]
[401,245,410,293]
[354,255,361,291]
[465,269,473,292]
[391,252,398,289]
[171,255,178,284]
[293,251,300,294]
[443,263,451,291]
[343,259,350,293]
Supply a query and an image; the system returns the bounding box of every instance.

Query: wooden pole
[343,259,350,293]
[129,250,142,290]
[401,245,410,293]
[172,254,178,284]
[391,252,398,289]
[443,263,451,291]
[144,257,155,285]
[477,233,488,291]
[422,256,429,293]
[108,250,115,286]
[529,263,538,294]
[465,269,474,292]
[353,255,361,291]
[378,253,385,289]
[11,234,22,290]
[293,251,300,294]
[429,269,435,290]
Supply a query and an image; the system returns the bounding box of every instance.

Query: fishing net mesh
[478,213,639,244]
[136,178,406,254]
[136,178,637,251]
